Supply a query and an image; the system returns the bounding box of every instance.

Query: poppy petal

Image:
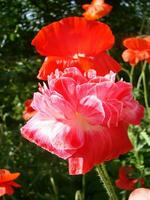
[123,38,150,51]
[93,52,121,75]
[122,49,139,65]
[0,187,6,197]
[10,181,21,188]
[37,56,79,80]
[0,170,20,183]
[69,123,132,174]
[128,188,150,200]
[32,17,115,57]
[21,114,81,159]
[5,186,14,196]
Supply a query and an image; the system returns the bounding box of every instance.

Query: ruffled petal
[93,52,121,75]
[78,95,105,125]
[38,56,79,80]
[79,52,121,75]
[32,17,114,57]
[123,38,150,51]
[121,99,144,125]
[21,114,81,159]
[102,100,123,127]
[68,123,132,174]
[122,49,140,66]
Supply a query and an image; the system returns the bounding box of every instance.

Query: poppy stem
[82,175,85,200]
[137,60,147,90]
[142,63,150,118]
[130,67,134,84]
[96,164,118,200]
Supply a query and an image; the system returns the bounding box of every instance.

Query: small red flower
[21,67,144,175]
[115,166,144,191]
[32,17,121,80]
[0,169,21,197]
[122,36,150,66]
[23,99,36,121]
[82,0,112,20]
[128,188,150,200]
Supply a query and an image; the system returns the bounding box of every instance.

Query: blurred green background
[0,0,150,199]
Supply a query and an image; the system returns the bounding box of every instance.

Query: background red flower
[0,169,21,196]
[82,0,112,20]
[115,166,144,191]
[23,99,36,121]
[122,37,150,66]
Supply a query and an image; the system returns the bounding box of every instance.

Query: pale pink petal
[128,188,150,200]
[121,99,144,125]
[78,95,105,125]
[32,92,74,120]
[21,114,76,159]
[102,100,123,127]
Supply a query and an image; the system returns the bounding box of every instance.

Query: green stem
[82,175,85,200]
[50,177,59,200]
[130,67,134,84]
[142,64,150,118]
[137,61,147,90]
[122,68,130,79]
[96,164,118,200]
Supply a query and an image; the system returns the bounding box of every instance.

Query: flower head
[22,99,36,120]
[115,166,144,191]
[128,188,150,200]
[32,17,121,80]
[21,67,144,175]
[82,0,112,20]
[122,36,150,66]
[0,169,21,197]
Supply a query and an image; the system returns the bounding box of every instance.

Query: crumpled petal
[32,17,121,80]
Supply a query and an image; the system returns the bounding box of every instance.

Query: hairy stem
[96,164,118,200]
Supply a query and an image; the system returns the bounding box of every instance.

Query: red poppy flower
[0,169,21,196]
[21,67,144,175]
[122,36,150,66]
[128,188,150,200]
[32,17,121,80]
[82,0,112,20]
[23,99,36,121]
[115,166,144,191]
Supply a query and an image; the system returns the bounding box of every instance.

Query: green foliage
[0,0,150,199]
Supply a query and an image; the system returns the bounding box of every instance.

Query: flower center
[74,112,100,132]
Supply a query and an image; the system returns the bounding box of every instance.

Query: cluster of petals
[32,17,121,80]
[82,0,112,20]
[128,188,150,200]
[21,67,144,175]
[0,169,21,196]
[115,166,144,191]
[122,36,150,66]
[22,99,36,121]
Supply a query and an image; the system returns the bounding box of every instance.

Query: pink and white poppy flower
[21,67,144,175]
